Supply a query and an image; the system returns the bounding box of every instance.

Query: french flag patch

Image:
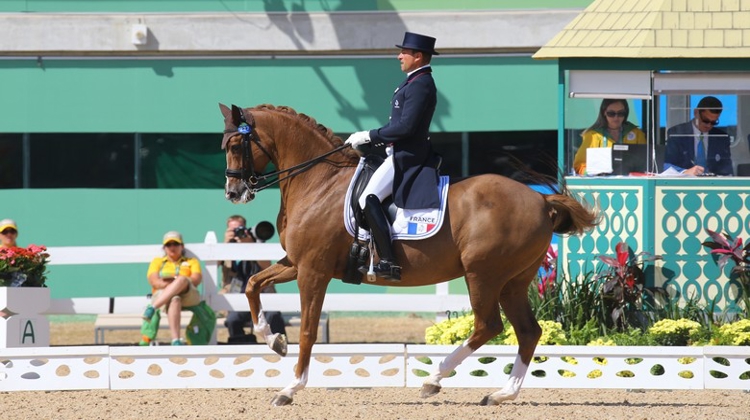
[407,222,436,235]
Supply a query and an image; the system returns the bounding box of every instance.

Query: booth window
[0,133,23,188]
[564,70,750,177]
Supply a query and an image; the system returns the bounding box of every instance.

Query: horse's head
[219,103,272,204]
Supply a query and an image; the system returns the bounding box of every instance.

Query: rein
[224,108,350,195]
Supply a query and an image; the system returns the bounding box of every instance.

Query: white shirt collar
[407,64,431,77]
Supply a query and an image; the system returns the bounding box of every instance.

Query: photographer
[222,215,286,344]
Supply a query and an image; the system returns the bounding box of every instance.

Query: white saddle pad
[343,157,449,241]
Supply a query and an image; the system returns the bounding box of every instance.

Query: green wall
[0,56,559,134]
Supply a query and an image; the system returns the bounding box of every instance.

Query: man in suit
[344,32,442,281]
[664,96,733,176]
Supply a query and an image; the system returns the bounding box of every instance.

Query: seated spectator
[0,219,18,248]
[142,231,202,346]
[664,96,733,176]
[0,219,18,316]
[573,99,647,175]
[222,215,286,344]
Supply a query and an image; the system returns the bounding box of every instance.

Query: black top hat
[396,32,440,55]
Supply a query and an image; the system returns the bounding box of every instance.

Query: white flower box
[0,286,50,315]
[0,287,51,348]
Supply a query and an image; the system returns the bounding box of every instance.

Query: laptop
[611,144,664,175]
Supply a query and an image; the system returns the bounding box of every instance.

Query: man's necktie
[696,133,707,168]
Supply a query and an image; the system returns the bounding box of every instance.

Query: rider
[344,32,442,282]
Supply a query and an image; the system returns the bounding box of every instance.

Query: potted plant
[0,244,49,288]
[0,245,51,347]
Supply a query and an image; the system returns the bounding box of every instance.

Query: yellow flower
[504,320,567,346]
[717,319,750,346]
[587,338,616,346]
[648,318,702,346]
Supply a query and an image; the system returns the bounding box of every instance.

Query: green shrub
[606,328,657,346]
[565,318,604,345]
[530,269,609,336]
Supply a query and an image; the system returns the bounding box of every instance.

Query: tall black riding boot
[359,194,401,281]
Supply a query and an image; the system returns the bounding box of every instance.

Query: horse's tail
[544,190,599,236]
[495,153,599,235]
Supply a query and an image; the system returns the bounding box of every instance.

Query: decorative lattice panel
[1,345,748,392]
[655,185,750,311]
[564,183,647,281]
[406,345,729,390]
[109,344,405,390]
[0,346,110,391]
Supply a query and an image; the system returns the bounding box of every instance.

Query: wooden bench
[93,312,196,345]
[93,311,329,344]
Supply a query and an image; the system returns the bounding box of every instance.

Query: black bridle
[224,108,266,188]
[224,108,350,195]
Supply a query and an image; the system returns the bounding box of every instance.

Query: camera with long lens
[233,221,275,242]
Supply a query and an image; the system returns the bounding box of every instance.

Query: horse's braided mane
[251,103,346,147]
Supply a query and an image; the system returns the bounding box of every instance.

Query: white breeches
[359,154,394,209]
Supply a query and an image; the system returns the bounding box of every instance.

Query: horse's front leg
[271,266,331,407]
[246,256,297,356]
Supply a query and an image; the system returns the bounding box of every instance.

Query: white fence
[1,344,748,392]
[44,231,472,316]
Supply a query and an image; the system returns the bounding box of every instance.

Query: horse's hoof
[480,395,499,406]
[271,333,288,357]
[271,394,293,406]
[419,383,441,398]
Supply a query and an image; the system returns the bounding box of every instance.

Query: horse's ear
[219,103,231,119]
[231,104,242,126]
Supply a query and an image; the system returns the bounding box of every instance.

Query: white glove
[345,131,371,148]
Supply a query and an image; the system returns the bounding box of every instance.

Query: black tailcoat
[368,66,441,209]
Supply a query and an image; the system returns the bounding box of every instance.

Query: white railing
[1,345,748,392]
[44,231,472,316]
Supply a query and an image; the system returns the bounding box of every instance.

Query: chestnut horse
[219,103,597,406]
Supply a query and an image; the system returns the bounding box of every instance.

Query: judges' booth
[534,0,750,311]
[558,69,750,312]
[533,0,750,312]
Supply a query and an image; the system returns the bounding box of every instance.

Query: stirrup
[359,260,401,281]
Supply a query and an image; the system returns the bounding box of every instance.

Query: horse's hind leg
[420,272,505,399]
[482,266,542,406]
[246,256,297,356]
